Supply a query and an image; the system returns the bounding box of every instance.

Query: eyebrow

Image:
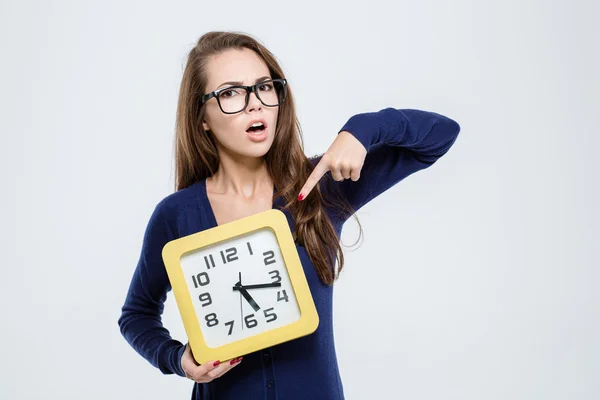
[216,76,272,89]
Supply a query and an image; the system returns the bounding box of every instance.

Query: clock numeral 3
[192,272,210,288]
[205,313,219,327]
[268,270,281,284]
[264,307,277,323]
[244,314,258,329]
[224,320,234,335]
[263,250,276,266]
[198,292,212,307]
[277,290,289,303]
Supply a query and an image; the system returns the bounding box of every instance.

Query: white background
[2,0,599,399]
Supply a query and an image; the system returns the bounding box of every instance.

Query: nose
[246,89,262,112]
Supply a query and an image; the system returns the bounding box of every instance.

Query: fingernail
[230,357,242,365]
[298,193,304,201]
[213,360,220,367]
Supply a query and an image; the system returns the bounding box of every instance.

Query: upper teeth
[251,122,263,128]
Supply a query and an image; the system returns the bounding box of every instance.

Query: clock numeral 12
[220,247,238,264]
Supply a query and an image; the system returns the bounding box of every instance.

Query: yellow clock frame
[162,209,319,365]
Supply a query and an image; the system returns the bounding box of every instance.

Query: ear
[202,120,210,132]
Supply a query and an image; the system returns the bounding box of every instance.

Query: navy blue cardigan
[118,107,460,399]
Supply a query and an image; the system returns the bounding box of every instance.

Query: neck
[208,153,272,199]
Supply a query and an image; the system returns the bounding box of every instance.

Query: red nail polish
[213,360,220,367]
[298,193,304,201]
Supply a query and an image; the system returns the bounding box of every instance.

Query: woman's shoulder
[151,181,206,223]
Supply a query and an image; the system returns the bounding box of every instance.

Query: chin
[241,145,272,159]
[232,140,274,159]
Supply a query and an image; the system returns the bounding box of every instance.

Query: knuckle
[207,369,221,379]
[191,369,207,381]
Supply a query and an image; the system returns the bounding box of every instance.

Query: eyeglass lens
[218,80,285,113]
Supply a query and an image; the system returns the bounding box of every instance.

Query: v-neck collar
[198,178,280,228]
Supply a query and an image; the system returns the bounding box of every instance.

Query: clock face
[180,227,301,348]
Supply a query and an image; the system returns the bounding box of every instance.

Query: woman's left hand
[298,130,367,201]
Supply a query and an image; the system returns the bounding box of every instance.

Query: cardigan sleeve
[318,107,460,215]
[117,202,187,377]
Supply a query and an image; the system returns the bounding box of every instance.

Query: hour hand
[232,282,282,291]
[234,281,261,312]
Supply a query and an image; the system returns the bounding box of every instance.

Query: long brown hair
[174,31,362,285]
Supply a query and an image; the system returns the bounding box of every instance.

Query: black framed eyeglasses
[199,78,287,114]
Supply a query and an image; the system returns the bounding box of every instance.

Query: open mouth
[246,122,265,134]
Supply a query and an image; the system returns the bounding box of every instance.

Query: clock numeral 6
[263,250,276,266]
[268,270,281,283]
[205,313,219,327]
[277,290,289,303]
[264,307,277,323]
[192,272,210,288]
[198,292,212,307]
[244,314,258,329]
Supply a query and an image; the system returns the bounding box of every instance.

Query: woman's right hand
[181,343,243,383]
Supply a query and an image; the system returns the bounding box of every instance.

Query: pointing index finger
[299,157,329,201]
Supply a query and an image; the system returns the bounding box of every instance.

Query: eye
[220,88,241,98]
[258,82,274,92]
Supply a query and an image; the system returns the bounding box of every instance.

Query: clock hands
[235,274,261,312]
[232,282,282,291]
[238,272,244,330]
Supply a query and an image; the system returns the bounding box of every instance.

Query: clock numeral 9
[268,270,281,284]
[198,292,212,307]
[192,272,210,288]
[277,290,289,303]
[205,313,219,327]
[263,250,276,266]
[264,307,277,323]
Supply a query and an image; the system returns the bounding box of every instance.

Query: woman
[118,30,460,399]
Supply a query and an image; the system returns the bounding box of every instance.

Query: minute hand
[232,282,282,291]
